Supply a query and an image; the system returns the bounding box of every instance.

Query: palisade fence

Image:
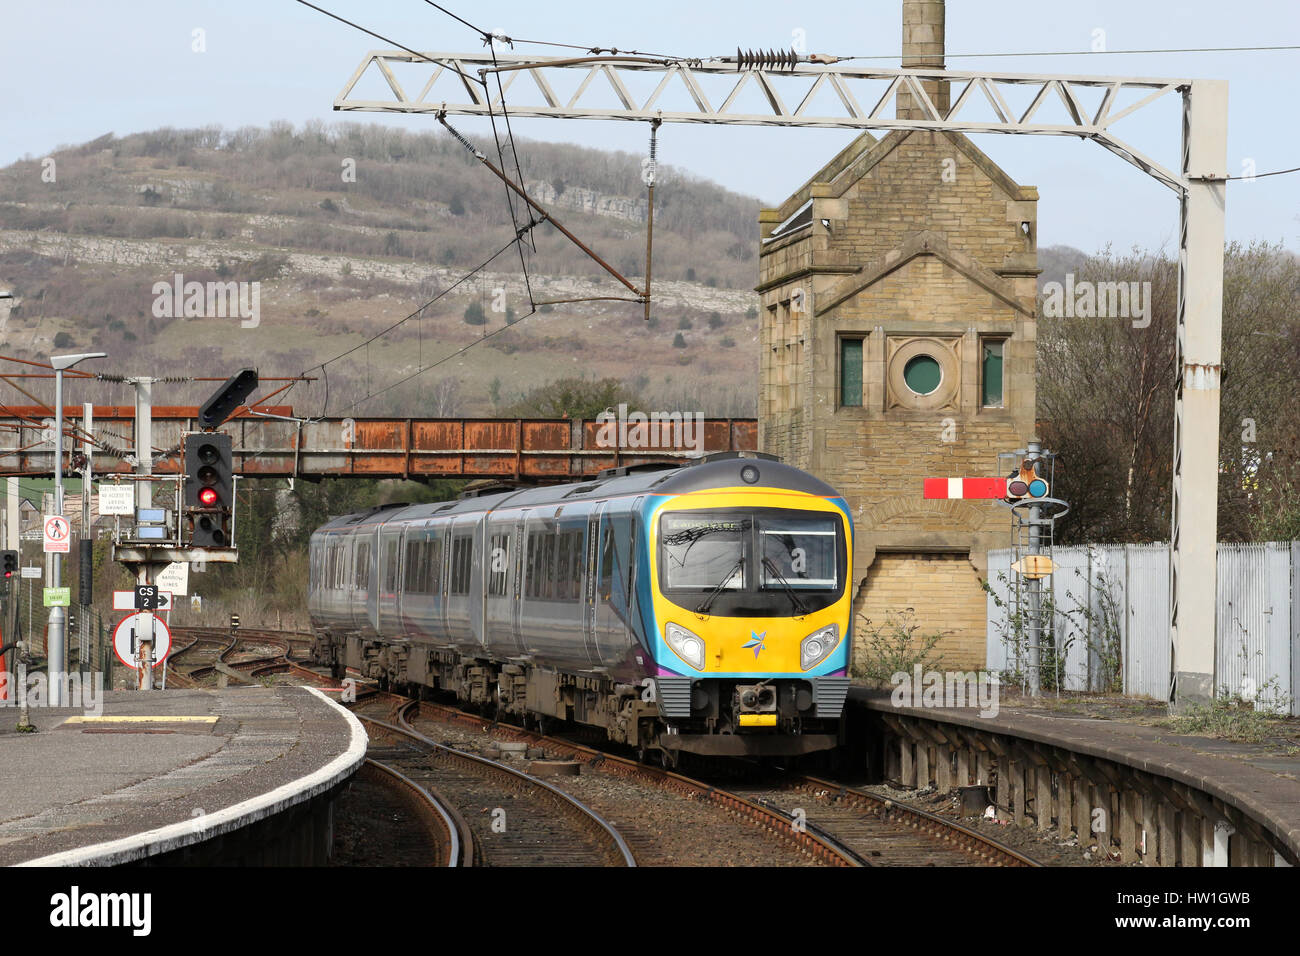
[986,542,1299,715]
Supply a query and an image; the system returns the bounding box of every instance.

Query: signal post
[110,371,254,689]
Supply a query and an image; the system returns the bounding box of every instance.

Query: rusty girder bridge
[0,405,757,481]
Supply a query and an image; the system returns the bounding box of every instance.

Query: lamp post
[47,352,105,706]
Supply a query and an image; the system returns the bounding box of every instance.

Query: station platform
[0,685,365,866]
[848,687,1300,863]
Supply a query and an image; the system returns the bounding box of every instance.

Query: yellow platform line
[63,716,219,724]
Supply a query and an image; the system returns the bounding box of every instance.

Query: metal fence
[986,542,1299,714]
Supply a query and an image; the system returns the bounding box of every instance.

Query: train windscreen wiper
[696,557,744,616]
[762,557,810,617]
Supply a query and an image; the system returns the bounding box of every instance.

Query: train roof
[313,454,840,533]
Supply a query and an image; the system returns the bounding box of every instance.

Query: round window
[903,355,942,395]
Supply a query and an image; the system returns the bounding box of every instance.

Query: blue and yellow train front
[641,484,853,757]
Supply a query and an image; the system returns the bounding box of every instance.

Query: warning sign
[43,515,70,553]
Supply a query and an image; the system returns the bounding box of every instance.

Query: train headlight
[800,623,840,671]
[665,623,706,671]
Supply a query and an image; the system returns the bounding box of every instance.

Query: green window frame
[981,338,1006,408]
[840,337,863,407]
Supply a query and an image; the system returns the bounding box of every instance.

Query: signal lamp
[198,487,219,507]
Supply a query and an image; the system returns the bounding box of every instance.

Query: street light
[47,352,106,707]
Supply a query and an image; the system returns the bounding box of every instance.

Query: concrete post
[1170,80,1228,710]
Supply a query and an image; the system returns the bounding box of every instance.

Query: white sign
[113,590,172,611]
[20,566,41,579]
[42,515,70,553]
[112,613,172,669]
[155,562,190,596]
[190,595,202,612]
[98,483,135,516]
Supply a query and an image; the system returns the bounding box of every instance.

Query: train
[307,452,853,763]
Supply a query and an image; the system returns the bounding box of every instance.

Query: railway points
[0,683,364,866]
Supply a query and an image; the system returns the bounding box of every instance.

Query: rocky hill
[0,123,764,417]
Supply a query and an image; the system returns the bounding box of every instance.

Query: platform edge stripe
[16,688,368,867]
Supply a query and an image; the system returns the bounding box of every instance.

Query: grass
[1161,698,1297,744]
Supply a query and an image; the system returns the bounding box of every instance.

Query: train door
[593,504,639,668]
[377,525,402,636]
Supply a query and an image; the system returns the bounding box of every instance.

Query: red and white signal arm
[113,614,173,669]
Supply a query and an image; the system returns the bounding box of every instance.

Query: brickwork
[756,117,1038,669]
[856,552,989,669]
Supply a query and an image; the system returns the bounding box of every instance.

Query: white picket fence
[986,542,1299,714]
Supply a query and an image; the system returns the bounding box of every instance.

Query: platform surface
[0,685,365,866]
[849,687,1300,858]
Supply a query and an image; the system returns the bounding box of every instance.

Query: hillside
[0,122,764,416]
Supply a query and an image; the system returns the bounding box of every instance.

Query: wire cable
[831,43,1300,61]
[290,0,485,85]
[333,304,541,415]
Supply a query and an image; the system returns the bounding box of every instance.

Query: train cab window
[760,516,838,588]
[661,515,750,590]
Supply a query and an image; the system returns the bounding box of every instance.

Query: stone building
[756,0,1039,668]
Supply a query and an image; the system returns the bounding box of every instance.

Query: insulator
[735,46,801,71]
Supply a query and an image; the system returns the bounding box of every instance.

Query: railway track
[406,698,1040,867]
[356,758,470,867]
[167,629,1041,866]
[351,696,636,867]
[166,627,327,688]
[398,697,861,866]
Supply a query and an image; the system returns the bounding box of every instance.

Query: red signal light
[198,487,219,507]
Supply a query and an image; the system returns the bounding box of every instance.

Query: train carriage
[308,453,853,761]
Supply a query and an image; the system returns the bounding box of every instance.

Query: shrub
[707,312,723,329]
[851,610,945,686]
[53,331,74,348]
[677,316,693,330]
[463,301,487,325]
[672,332,687,348]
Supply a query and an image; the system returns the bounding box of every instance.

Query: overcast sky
[2,0,1298,254]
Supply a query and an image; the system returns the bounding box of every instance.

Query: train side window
[427,533,442,595]
[556,532,572,600]
[599,527,614,601]
[450,535,472,595]
[356,542,370,589]
[488,533,508,596]
[404,538,421,592]
[383,538,399,592]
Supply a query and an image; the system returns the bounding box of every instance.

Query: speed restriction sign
[113,614,173,669]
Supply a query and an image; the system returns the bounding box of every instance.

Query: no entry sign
[112,614,173,669]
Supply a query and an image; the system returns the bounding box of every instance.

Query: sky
[2,0,1298,255]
